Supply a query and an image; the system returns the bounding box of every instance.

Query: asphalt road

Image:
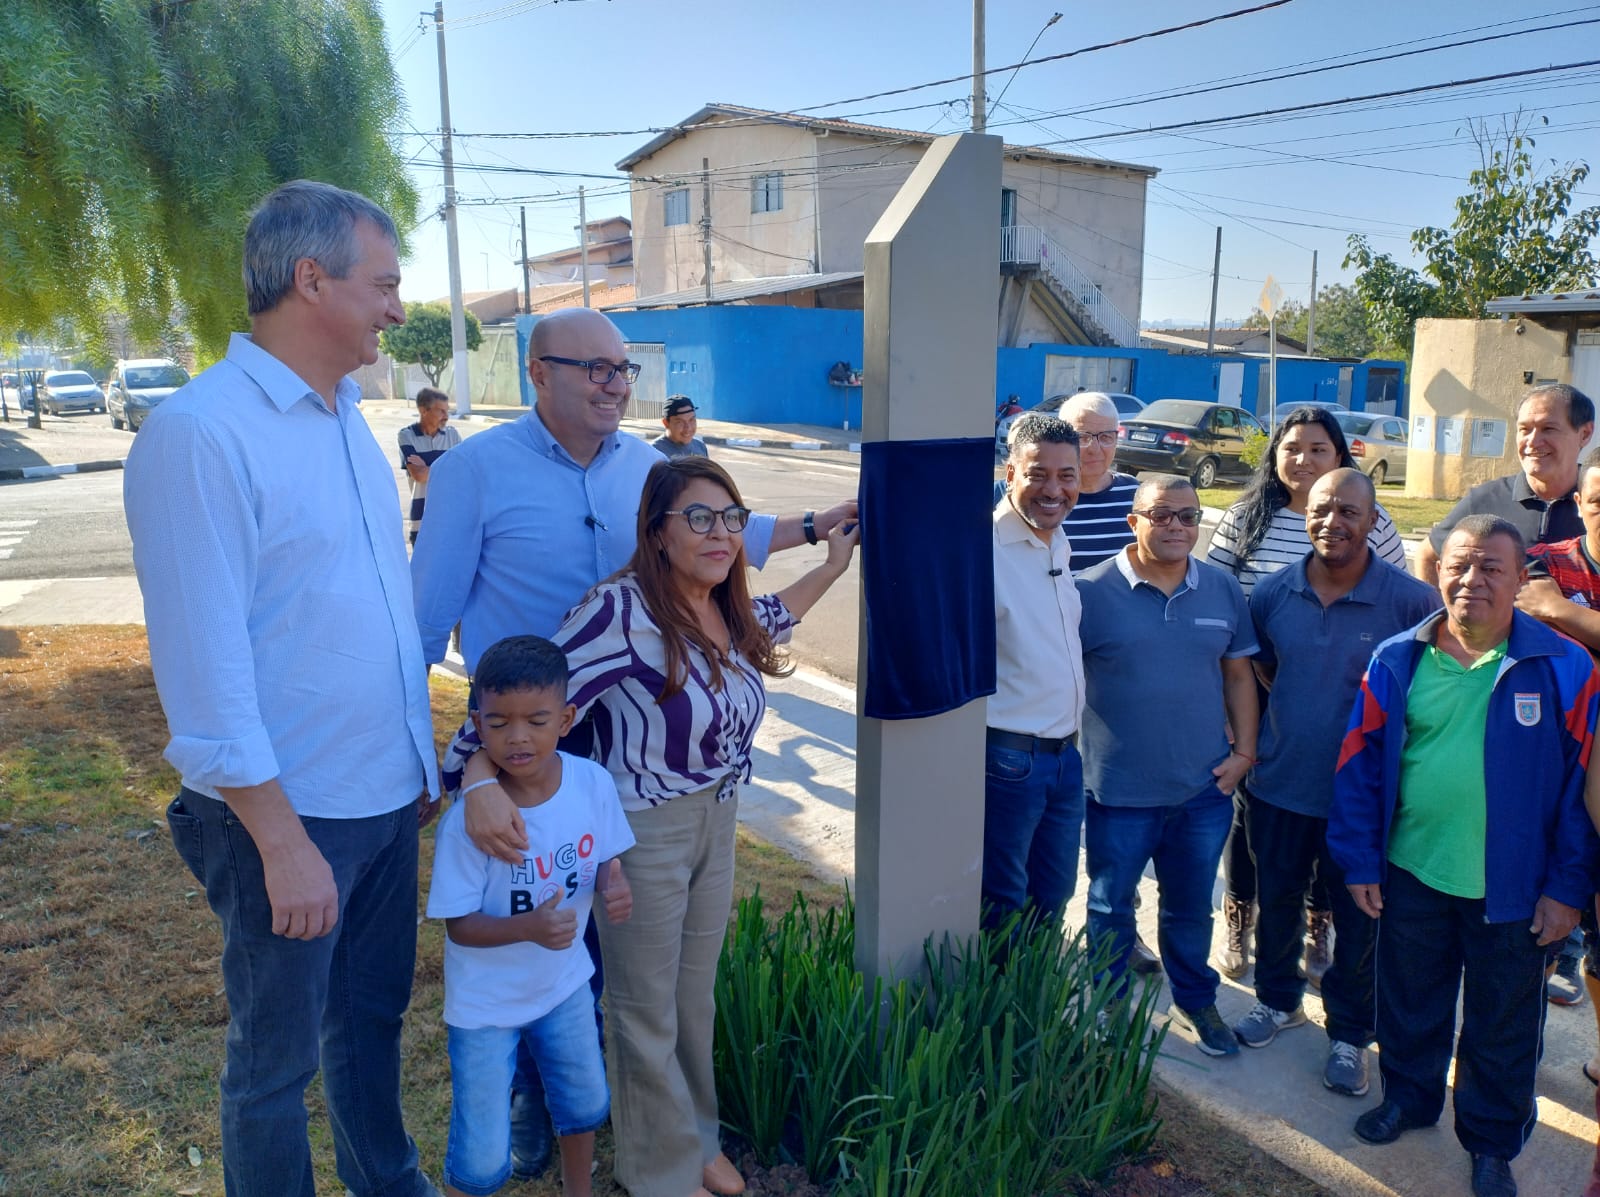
[0,406,865,684]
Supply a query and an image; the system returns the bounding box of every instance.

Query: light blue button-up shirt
[124,334,437,817]
[412,408,774,673]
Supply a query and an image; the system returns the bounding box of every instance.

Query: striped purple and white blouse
[443,574,796,812]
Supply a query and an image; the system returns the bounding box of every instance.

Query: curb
[707,435,862,453]
[0,458,125,483]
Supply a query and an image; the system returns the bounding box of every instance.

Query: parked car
[37,370,105,415]
[1116,399,1265,488]
[995,391,1146,455]
[106,358,190,431]
[1333,410,1409,485]
[1268,398,1346,427]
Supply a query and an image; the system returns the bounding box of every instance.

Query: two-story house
[615,103,1157,349]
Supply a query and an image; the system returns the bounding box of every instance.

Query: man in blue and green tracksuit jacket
[1328,514,1600,1197]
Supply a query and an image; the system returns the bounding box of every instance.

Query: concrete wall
[1002,159,1148,324]
[629,117,822,296]
[626,119,1149,325]
[1407,317,1572,499]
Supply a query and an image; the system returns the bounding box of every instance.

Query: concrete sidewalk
[0,410,135,481]
[2,579,1592,1194]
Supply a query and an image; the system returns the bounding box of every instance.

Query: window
[663,189,689,227]
[751,172,783,213]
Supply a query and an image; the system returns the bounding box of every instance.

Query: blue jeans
[443,984,610,1195]
[1085,786,1232,1012]
[167,791,433,1197]
[980,737,1085,931]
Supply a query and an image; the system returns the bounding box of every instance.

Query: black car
[1116,400,1265,488]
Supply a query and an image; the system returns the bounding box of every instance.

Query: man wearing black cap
[653,394,709,459]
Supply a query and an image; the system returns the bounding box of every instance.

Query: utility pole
[1205,227,1222,354]
[434,1,471,414]
[701,158,714,302]
[1305,250,1318,357]
[520,205,531,315]
[971,0,986,133]
[578,186,591,308]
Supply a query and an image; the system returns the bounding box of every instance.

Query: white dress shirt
[124,334,436,817]
[988,498,1085,739]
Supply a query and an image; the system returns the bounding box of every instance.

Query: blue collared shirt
[124,334,437,816]
[411,408,774,672]
[1076,550,1257,807]
[1249,552,1442,817]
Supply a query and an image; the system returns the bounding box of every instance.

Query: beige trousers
[598,783,738,1197]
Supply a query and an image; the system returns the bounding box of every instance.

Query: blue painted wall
[997,343,1407,418]
[517,308,866,429]
[517,309,1403,425]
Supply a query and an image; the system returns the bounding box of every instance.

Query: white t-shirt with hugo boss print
[426,752,634,1030]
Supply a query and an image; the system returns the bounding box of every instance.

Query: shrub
[713,892,1165,1194]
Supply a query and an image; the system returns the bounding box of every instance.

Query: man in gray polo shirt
[1078,473,1260,1058]
[1238,469,1440,1090]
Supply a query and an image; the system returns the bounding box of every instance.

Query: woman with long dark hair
[460,456,858,1197]
[1205,406,1407,983]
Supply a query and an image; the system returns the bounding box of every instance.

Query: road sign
[1259,274,1285,319]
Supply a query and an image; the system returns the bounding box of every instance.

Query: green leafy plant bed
[714,892,1166,1196]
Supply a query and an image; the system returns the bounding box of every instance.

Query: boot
[1303,908,1333,991]
[1216,895,1253,980]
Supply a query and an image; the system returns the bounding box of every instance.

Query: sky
[377,0,1600,326]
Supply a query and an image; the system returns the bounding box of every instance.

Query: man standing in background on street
[399,386,461,544]
[124,180,441,1197]
[653,394,709,459]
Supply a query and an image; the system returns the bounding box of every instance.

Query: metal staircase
[999,225,1138,349]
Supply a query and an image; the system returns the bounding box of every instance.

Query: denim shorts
[443,983,610,1195]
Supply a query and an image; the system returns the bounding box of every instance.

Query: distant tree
[0,1,416,359]
[381,303,484,388]
[1344,115,1600,356]
[1242,287,1376,358]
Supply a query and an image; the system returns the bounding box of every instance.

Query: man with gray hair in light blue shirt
[125,180,442,1197]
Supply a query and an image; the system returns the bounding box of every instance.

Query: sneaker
[1324,1039,1371,1097]
[1548,950,1586,1007]
[509,1088,552,1178]
[1232,1001,1307,1048]
[1171,1003,1240,1057]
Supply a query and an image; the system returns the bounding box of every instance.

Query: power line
[781,0,1297,114]
[1055,59,1600,145]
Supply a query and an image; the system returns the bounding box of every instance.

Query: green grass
[1197,484,1454,536]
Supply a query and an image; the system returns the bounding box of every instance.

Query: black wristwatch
[803,510,818,545]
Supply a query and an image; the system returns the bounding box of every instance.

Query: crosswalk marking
[0,518,38,559]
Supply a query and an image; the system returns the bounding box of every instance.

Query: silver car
[38,370,105,414]
[106,358,190,431]
[1333,411,1409,485]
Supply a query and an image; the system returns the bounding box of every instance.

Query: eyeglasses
[537,355,642,385]
[1133,506,1203,527]
[665,504,751,534]
[1075,430,1119,447]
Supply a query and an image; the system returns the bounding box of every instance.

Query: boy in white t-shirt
[427,635,634,1197]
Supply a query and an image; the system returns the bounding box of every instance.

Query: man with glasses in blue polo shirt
[1077,473,1260,1058]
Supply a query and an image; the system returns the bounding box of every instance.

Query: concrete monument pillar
[855,133,1001,983]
